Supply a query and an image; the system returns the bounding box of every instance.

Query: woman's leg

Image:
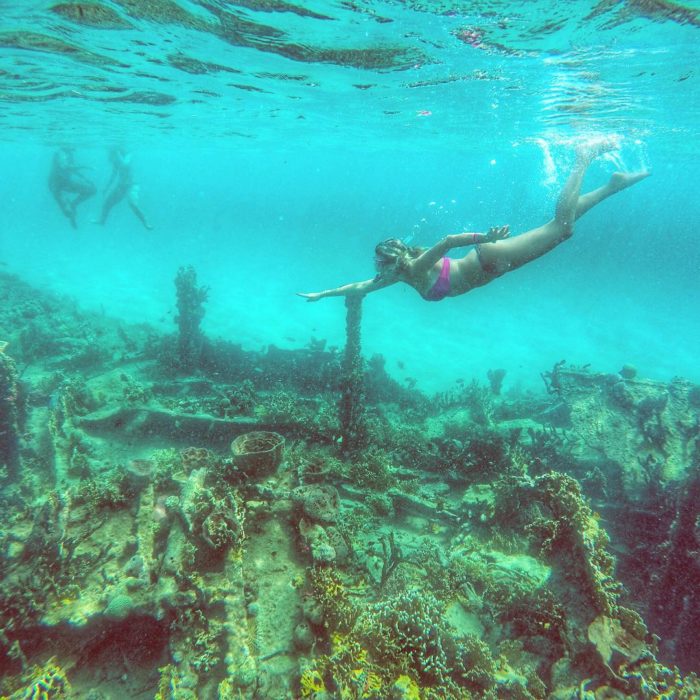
[95,184,127,225]
[128,185,153,230]
[574,170,650,220]
[68,175,97,218]
[476,145,649,275]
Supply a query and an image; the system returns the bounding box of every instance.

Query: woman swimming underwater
[298,141,649,303]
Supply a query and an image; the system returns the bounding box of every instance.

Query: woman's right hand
[297,292,323,302]
[485,225,510,242]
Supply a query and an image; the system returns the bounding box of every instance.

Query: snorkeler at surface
[48,146,97,229]
[94,147,153,230]
[298,140,649,303]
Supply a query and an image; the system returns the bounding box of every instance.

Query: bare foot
[608,170,651,192]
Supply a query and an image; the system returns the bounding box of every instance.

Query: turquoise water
[1,0,699,392]
[3,3,700,696]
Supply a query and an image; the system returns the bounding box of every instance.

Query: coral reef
[1,656,71,699]
[1,272,700,698]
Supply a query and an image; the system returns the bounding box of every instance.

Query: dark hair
[374,238,424,275]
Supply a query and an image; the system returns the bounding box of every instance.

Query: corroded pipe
[339,296,366,452]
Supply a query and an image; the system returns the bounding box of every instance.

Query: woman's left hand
[297,292,323,302]
[485,225,510,242]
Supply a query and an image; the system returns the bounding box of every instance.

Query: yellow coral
[290,572,306,589]
[309,566,354,631]
[314,568,345,600]
[300,668,326,698]
[331,633,367,664]
[348,667,382,696]
[391,674,421,699]
[7,657,71,700]
[154,665,174,700]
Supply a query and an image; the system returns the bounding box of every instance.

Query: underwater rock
[122,554,146,578]
[201,494,245,552]
[299,518,336,564]
[302,594,325,627]
[608,378,635,409]
[325,525,349,564]
[619,364,638,380]
[587,614,646,665]
[293,620,315,652]
[292,484,340,523]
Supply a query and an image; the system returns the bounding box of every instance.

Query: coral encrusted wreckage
[1,271,700,699]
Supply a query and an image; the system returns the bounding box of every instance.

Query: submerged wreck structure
[1,269,699,699]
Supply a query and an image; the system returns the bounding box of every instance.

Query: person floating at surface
[48,146,97,229]
[298,140,649,303]
[94,147,153,230]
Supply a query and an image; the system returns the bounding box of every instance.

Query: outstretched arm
[298,275,395,302]
[412,226,510,275]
